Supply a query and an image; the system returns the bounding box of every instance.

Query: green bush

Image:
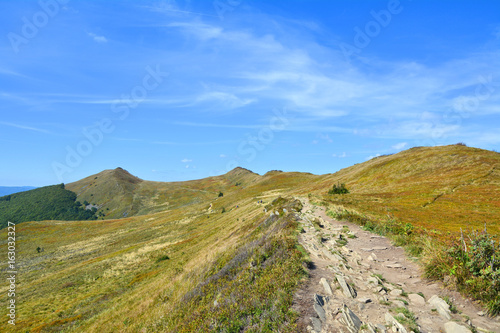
[328,183,349,195]
[426,228,500,315]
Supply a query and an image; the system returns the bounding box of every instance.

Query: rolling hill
[0,144,499,332]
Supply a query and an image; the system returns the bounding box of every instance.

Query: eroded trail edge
[292,198,500,333]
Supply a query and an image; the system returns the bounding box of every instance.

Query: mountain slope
[66,166,262,219]
[66,167,143,219]
[1,145,499,331]
[309,145,500,235]
[0,184,97,228]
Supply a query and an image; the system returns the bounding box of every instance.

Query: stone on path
[443,321,472,333]
[310,317,322,333]
[313,294,327,322]
[429,295,452,320]
[408,293,426,306]
[389,289,403,297]
[339,304,362,333]
[319,277,333,295]
[385,312,408,333]
[336,275,357,298]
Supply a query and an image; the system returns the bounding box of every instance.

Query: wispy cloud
[0,122,51,134]
[392,142,408,150]
[181,158,192,163]
[87,32,108,43]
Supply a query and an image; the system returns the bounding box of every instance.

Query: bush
[425,228,500,315]
[218,191,224,197]
[156,255,170,262]
[328,183,349,195]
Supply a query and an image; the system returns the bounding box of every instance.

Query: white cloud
[392,142,408,150]
[366,153,381,161]
[0,121,51,134]
[194,91,255,110]
[88,32,108,43]
[318,133,333,143]
[181,158,192,163]
[219,154,227,158]
[332,152,347,158]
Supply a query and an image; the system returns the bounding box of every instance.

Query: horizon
[2,1,500,187]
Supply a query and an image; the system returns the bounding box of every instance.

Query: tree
[218,191,224,197]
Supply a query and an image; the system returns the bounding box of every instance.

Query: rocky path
[292,199,500,333]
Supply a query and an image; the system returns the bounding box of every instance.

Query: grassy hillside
[0,191,306,332]
[0,184,97,228]
[306,145,500,236]
[66,167,261,220]
[1,144,499,330]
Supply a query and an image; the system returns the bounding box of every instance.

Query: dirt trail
[292,198,500,333]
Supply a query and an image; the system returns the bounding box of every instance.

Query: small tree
[328,183,349,195]
[218,191,224,197]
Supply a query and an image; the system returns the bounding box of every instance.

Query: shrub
[156,255,170,262]
[425,227,500,315]
[328,183,349,195]
[218,191,224,197]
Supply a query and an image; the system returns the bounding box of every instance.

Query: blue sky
[1,0,499,186]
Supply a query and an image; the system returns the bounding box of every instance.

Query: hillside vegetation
[308,145,500,236]
[0,144,499,330]
[0,184,97,228]
[65,167,261,220]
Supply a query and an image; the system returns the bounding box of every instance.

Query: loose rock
[443,321,472,333]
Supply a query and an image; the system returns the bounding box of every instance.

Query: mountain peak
[227,167,256,175]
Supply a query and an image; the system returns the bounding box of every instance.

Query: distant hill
[65,166,261,219]
[0,184,97,229]
[0,186,37,196]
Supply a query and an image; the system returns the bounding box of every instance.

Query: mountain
[65,166,261,219]
[0,186,37,196]
[1,145,499,332]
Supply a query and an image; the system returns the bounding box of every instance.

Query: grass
[392,307,419,332]
[0,196,307,332]
[1,144,499,329]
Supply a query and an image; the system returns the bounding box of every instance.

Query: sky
[1,0,499,186]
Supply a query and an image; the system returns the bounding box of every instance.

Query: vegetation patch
[0,184,98,228]
[153,199,308,332]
